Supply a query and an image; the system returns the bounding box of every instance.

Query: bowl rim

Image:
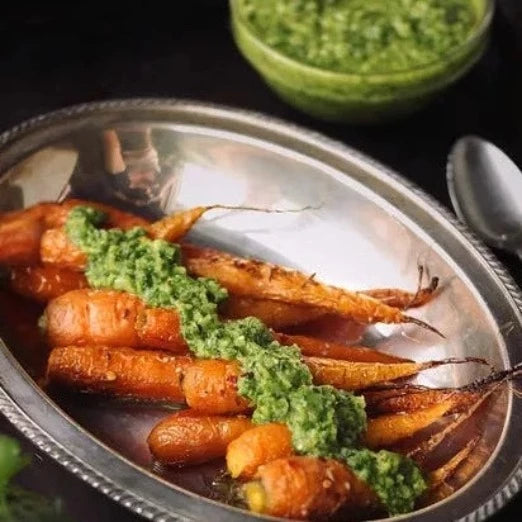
[0,97,521,522]
[229,0,496,79]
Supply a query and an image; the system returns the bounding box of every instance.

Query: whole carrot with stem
[181,244,443,335]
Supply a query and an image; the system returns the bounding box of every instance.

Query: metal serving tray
[0,99,521,522]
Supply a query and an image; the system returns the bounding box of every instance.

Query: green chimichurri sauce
[239,0,477,74]
[66,206,427,515]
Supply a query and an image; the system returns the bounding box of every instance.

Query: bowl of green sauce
[230,0,494,123]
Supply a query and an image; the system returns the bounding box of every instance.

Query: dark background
[0,1,521,520]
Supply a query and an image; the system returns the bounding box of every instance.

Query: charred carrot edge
[47,345,191,402]
[147,410,253,466]
[181,243,443,336]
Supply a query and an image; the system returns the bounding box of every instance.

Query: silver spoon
[447,135,522,260]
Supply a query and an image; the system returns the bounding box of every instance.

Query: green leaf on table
[0,434,73,521]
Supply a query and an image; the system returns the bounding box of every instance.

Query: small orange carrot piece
[226,423,293,479]
[147,410,253,466]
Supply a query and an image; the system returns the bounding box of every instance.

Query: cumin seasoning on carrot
[66,206,427,515]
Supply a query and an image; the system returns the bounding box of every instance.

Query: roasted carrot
[147,410,253,466]
[181,243,442,334]
[45,289,413,366]
[45,289,188,353]
[9,265,89,302]
[181,359,251,415]
[220,296,326,330]
[226,423,293,479]
[47,345,191,402]
[305,358,427,391]
[364,387,481,414]
[243,456,374,519]
[364,401,455,448]
[0,200,147,267]
[275,333,408,364]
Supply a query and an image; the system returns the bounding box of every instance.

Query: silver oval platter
[0,99,521,522]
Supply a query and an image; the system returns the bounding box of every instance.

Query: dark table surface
[0,1,521,520]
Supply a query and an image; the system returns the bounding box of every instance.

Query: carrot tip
[404,315,445,338]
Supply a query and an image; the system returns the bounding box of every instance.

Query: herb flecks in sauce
[240,0,477,74]
[66,206,427,514]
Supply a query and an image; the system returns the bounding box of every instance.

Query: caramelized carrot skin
[226,423,293,479]
[275,333,408,364]
[9,265,88,302]
[45,289,188,353]
[181,243,409,325]
[148,410,253,465]
[182,359,250,414]
[47,345,191,402]
[249,457,368,519]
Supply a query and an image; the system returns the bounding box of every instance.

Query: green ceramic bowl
[230,0,494,124]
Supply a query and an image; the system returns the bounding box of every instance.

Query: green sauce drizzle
[66,206,427,514]
[240,0,477,74]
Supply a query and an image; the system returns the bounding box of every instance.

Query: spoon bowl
[447,135,522,257]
